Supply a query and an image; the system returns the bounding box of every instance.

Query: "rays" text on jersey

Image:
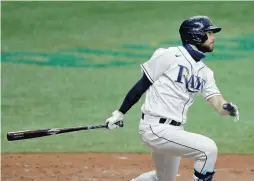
[175,65,205,93]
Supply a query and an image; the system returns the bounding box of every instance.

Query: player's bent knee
[202,139,218,156]
[207,140,218,155]
[194,169,215,181]
[196,139,217,162]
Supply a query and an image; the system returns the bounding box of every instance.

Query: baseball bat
[7,121,123,141]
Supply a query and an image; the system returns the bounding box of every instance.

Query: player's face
[202,31,216,52]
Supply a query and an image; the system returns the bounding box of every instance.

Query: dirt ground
[2,153,254,181]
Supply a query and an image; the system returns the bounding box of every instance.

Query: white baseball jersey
[140,45,221,124]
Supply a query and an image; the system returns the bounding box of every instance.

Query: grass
[1,1,254,154]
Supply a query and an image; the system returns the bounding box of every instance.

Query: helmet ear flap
[187,31,208,44]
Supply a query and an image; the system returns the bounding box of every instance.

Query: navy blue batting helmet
[179,16,221,45]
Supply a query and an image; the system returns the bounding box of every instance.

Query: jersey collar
[183,44,205,62]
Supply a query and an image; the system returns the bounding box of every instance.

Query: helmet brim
[205,26,221,33]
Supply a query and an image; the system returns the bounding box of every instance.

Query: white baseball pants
[132,114,217,181]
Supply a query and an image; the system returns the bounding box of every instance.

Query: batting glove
[105,110,124,130]
[223,102,239,122]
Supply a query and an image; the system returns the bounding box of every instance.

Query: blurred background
[1,1,254,154]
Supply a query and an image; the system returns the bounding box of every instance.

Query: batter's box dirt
[2,153,254,181]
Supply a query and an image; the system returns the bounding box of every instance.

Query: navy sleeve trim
[119,73,152,114]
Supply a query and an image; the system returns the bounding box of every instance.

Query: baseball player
[105,16,239,181]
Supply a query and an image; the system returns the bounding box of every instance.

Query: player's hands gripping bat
[105,110,124,130]
[223,102,239,122]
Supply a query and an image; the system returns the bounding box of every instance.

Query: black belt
[142,113,181,126]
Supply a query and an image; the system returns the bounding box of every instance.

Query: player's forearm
[118,89,143,114]
[207,95,229,116]
[118,74,152,114]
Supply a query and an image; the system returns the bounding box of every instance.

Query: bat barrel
[7,129,51,141]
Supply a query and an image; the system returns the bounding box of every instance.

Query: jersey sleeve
[201,70,221,100]
[140,48,175,83]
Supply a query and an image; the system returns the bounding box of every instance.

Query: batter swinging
[105,16,239,181]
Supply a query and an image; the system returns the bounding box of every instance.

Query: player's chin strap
[194,169,215,181]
